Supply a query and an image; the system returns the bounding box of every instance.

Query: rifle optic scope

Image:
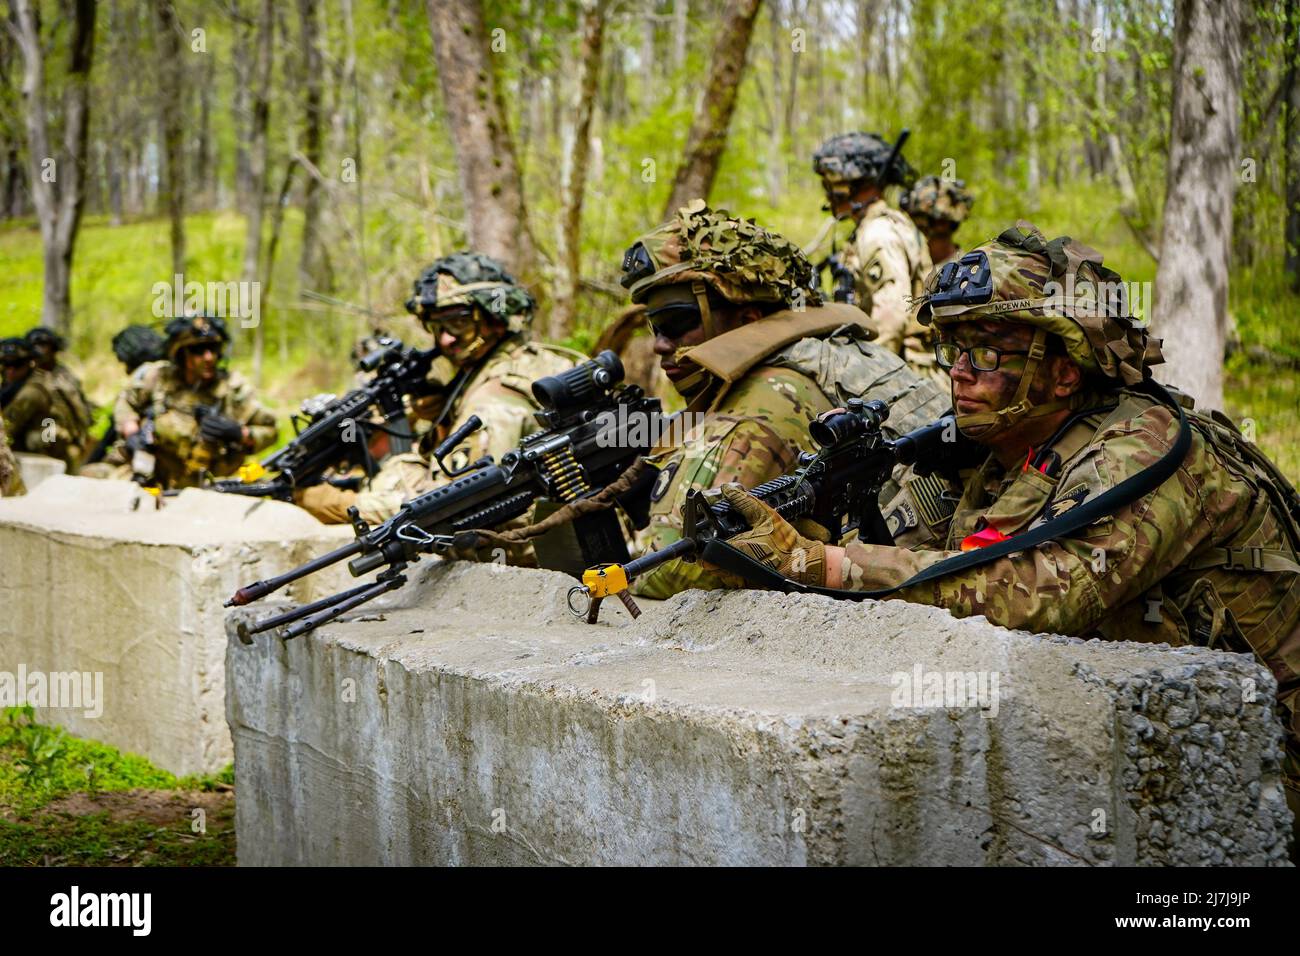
[808,398,888,448]
[532,350,624,412]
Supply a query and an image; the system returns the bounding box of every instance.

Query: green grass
[0,707,236,866]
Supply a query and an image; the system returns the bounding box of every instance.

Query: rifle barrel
[280,575,405,639]
[224,538,365,606]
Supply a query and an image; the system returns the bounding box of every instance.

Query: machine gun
[208,337,439,500]
[571,399,960,623]
[226,350,664,641]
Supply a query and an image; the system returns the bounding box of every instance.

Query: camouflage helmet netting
[405,252,536,325]
[812,131,916,187]
[901,175,975,224]
[621,199,822,308]
[917,221,1163,385]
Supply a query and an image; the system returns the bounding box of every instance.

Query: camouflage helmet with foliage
[163,314,229,361]
[916,222,1163,433]
[812,132,916,188]
[620,199,822,309]
[405,252,535,334]
[901,175,975,225]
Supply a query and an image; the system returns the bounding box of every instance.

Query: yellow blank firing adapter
[583,563,629,598]
[568,563,641,624]
[238,461,268,483]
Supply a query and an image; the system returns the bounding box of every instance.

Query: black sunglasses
[935,341,1030,372]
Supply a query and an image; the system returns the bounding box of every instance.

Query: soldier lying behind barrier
[696,222,1300,855]
[83,314,278,490]
[619,200,950,600]
[293,252,580,526]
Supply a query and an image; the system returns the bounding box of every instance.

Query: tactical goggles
[418,304,479,339]
[643,284,707,340]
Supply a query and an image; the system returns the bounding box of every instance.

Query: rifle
[571,399,962,623]
[207,337,440,500]
[226,350,664,641]
[817,251,857,305]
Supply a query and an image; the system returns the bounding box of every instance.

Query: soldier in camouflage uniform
[900,174,975,269]
[810,132,941,390]
[1,336,90,471]
[0,412,24,496]
[92,315,278,489]
[706,222,1300,851]
[25,326,94,429]
[295,253,577,525]
[623,201,949,599]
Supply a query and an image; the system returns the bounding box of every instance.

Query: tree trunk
[297,0,324,289]
[662,0,763,218]
[12,0,97,336]
[672,0,688,76]
[552,0,606,340]
[1285,0,1300,289]
[1153,0,1241,412]
[155,0,185,276]
[426,0,538,286]
[196,51,213,208]
[242,0,274,385]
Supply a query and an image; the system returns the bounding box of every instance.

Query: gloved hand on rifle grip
[705,483,828,587]
[199,411,246,447]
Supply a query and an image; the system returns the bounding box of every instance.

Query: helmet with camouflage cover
[112,325,165,373]
[404,252,535,335]
[163,314,230,361]
[812,132,916,188]
[620,199,821,312]
[915,221,1164,435]
[25,326,66,353]
[1,337,33,364]
[901,175,974,226]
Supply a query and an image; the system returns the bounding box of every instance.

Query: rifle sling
[702,379,1194,601]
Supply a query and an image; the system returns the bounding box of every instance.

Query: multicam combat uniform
[107,360,278,489]
[838,199,937,386]
[718,222,1300,850]
[317,338,575,525]
[633,310,949,599]
[0,416,23,495]
[2,366,91,470]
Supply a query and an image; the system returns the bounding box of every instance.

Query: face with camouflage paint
[424,304,507,368]
[940,319,1084,464]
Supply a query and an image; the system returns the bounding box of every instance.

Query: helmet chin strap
[954,328,1079,439]
[665,281,719,401]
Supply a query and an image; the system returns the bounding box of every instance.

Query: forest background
[1,0,1297,474]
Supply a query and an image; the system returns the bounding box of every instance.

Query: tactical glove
[712,483,827,587]
[199,412,245,446]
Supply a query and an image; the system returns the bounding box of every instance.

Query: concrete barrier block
[15,452,65,492]
[0,475,355,776]
[226,562,1294,866]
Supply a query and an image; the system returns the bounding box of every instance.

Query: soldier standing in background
[811,131,941,390]
[901,174,976,268]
